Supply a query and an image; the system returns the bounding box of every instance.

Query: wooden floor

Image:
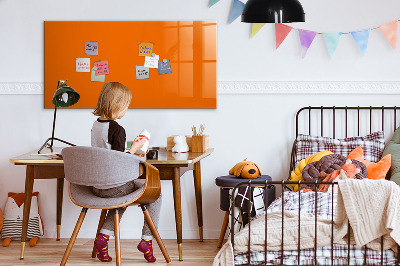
[0,239,221,265]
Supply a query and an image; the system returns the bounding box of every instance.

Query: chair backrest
[62,146,145,187]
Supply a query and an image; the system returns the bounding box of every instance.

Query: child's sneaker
[94,233,112,262]
[137,239,156,262]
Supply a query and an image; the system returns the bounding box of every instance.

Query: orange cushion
[347,146,391,180]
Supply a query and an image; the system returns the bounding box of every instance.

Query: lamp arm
[50,105,57,148]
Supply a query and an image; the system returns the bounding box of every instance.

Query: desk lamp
[38,80,80,154]
[241,0,305,23]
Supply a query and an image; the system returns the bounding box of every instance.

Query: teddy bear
[1,192,44,247]
[172,135,189,153]
[229,159,261,179]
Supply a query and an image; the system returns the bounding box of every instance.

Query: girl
[91,82,161,263]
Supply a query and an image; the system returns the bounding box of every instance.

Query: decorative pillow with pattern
[294,131,385,167]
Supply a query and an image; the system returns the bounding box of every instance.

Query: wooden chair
[60,146,171,265]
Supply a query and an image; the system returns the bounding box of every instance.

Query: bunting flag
[378,21,398,50]
[298,29,317,58]
[323,33,341,58]
[275,23,293,49]
[209,0,220,7]
[229,0,245,24]
[351,29,370,55]
[251,23,266,38]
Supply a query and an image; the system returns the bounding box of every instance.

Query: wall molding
[1,81,400,95]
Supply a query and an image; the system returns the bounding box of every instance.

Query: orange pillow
[347,146,391,180]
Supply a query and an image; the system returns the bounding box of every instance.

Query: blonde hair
[93,82,132,120]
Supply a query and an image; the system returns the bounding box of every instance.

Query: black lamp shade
[241,0,305,23]
[52,83,80,107]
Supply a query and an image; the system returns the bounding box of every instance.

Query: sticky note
[85,41,98,55]
[76,58,90,72]
[139,42,153,57]
[158,60,172,75]
[144,55,159,68]
[91,66,105,82]
[136,66,150,79]
[94,60,109,75]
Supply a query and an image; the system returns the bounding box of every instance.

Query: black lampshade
[241,0,305,23]
[52,82,80,107]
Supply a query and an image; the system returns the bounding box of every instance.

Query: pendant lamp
[38,80,80,154]
[241,0,305,23]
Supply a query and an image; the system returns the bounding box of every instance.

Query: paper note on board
[144,55,159,68]
[94,60,109,75]
[85,41,98,55]
[91,66,105,82]
[158,60,172,75]
[76,58,90,72]
[139,42,154,56]
[136,66,150,79]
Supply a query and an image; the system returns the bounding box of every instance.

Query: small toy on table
[172,135,189,153]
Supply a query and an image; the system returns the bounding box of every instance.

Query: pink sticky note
[94,60,109,75]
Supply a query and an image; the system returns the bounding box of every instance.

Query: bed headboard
[290,106,400,179]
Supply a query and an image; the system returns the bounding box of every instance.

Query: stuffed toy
[289,150,333,191]
[229,159,261,179]
[348,146,391,180]
[1,192,44,247]
[172,135,189,153]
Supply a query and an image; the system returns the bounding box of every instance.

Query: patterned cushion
[295,131,385,166]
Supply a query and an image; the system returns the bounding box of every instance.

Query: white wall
[1,0,400,240]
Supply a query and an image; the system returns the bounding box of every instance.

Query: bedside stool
[215,175,275,248]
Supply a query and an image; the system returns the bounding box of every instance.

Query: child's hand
[128,137,147,154]
[134,148,149,157]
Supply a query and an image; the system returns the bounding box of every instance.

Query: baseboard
[1,81,400,95]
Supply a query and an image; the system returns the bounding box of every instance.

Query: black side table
[215,175,275,248]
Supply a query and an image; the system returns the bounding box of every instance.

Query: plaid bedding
[294,131,385,166]
[234,191,397,265]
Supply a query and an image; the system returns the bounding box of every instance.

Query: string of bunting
[209,0,399,58]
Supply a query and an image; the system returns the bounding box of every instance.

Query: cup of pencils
[191,124,209,152]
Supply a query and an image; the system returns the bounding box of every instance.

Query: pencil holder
[191,135,209,153]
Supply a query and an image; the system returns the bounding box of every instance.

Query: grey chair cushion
[69,180,145,208]
[62,146,145,188]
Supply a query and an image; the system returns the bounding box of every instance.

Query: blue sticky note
[158,60,172,75]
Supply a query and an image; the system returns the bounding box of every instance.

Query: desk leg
[172,167,183,261]
[193,161,203,242]
[20,165,34,259]
[56,178,64,241]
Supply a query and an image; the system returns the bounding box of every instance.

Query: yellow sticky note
[139,42,153,57]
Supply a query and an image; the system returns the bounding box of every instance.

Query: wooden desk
[10,147,213,261]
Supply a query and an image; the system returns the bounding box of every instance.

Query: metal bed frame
[230,106,400,266]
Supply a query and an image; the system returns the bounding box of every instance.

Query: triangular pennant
[378,21,398,50]
[323,33,341,58]
[229,0,245,24]
[209,0,220,7]
[251,23,266,38]
[298,29,317,58]
[351,29,370,55]
[275,23,293,49]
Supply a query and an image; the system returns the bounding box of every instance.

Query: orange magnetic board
[44,21,217,109]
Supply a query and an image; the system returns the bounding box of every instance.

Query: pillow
[382,126,400,184]
[295,131,385,167]
[347,146,391,180]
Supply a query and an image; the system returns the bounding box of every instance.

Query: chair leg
[114,209,121,266]
[91,209,108,258]
[141,205,171,263]
[217,211,230,248]
[60,208,88,266]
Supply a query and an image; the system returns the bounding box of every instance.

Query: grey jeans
[92,180,162,240]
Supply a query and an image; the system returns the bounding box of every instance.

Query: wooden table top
[10,147,214,165]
